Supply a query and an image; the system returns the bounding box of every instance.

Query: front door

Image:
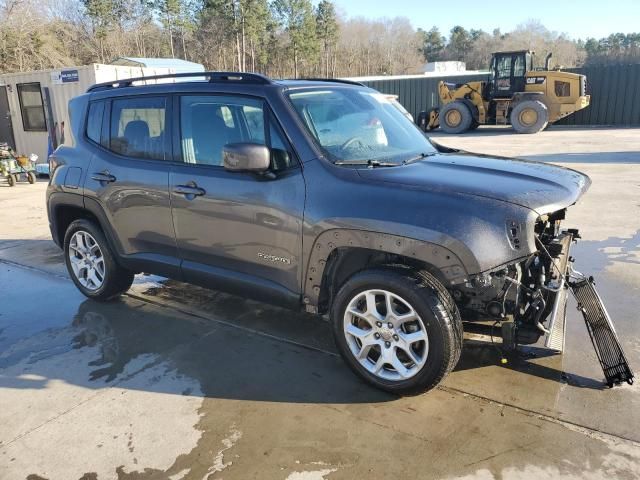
[83,95,179,276]
[0,86,16,148]
[170,94,305,302]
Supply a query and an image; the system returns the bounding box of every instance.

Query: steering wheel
[340,136,365,150]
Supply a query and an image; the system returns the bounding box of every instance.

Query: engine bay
[453,209,574,347]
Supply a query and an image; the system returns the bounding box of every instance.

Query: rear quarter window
[86,101,105,144]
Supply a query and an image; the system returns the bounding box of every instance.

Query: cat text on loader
[420,51,590,134]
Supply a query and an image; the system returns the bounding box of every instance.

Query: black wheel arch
[303,229,474,314]
[49,192,123,260]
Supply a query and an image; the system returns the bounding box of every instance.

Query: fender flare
[302,229,471,308]
[49,193,124,259]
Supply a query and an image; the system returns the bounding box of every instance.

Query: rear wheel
[27,171,36,184]
[64,219,134,301]
[331,267,463,395]
[440,101,473,134]
[511,100,549,134]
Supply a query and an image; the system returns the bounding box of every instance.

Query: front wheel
[440,101,473,134]
[331,267,463,395]
[64,219,134,301]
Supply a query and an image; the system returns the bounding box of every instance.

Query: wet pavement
[1,128,640,479]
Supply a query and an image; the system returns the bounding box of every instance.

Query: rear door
[169,94,305,301]
[83,95,179,276]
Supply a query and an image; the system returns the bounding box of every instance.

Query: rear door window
[109,97,168,160]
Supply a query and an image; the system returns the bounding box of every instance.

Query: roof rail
[296,77,366,87]
[87,71,272,92]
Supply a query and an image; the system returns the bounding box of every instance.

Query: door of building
[0,86,16,148]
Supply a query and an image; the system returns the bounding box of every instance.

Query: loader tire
[511,100,548,134]
[440,101,473,134]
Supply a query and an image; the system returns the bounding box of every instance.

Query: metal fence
[360,64,640,127]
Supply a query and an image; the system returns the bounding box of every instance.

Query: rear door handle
[173,183,206,197]
[91,171,116,183]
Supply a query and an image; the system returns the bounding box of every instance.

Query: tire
[64,219,134,301]
[440,101,473,134]
[470,120,480,131]
[27,171,36,184]
[331,267,463,395]
[510,100,548,134]
[424,107,440,131]
[7,174,15,187]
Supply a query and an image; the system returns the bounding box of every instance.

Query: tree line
[421,21,640,71]
[0,0,638,76]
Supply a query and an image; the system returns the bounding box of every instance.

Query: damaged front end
[453,209,634,388]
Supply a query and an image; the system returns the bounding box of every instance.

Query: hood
[357,152,591,214]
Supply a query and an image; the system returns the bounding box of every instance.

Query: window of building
[109,97,167,160]
[17,83,47,132]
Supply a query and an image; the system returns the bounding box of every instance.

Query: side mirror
[223,143,270,173]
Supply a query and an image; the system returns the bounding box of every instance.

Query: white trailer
[0,59,204,172]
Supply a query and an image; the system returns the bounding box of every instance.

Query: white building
[423,61,467,74]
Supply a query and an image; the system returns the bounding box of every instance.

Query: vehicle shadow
[455,340,606,390]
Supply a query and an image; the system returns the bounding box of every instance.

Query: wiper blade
[334,159,398,167]
[402,152,436,165]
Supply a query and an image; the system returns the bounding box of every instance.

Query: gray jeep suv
[47,72,632,394]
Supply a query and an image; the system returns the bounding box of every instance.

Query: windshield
[287,88,436,164]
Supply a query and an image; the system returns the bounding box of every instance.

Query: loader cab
[488,51,533,98]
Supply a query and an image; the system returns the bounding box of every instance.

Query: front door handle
[91,171,116,183]
[173,182,206,197]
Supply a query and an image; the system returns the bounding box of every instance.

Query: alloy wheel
[343,289,429,381]
[68,231,106,291]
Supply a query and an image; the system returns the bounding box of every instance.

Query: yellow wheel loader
[419,51,590,134]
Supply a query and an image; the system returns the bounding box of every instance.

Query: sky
[327,0,640,40]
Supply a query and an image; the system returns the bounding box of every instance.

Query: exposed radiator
[570,277,634,387]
